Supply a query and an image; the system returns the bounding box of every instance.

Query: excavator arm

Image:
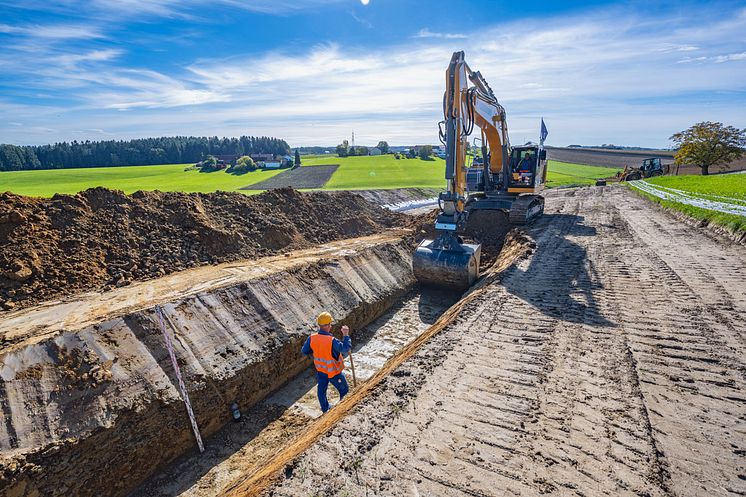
[440,51,511,223]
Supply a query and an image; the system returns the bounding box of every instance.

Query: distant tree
[394,153,401,160]
[0,135,290,171]
[336,140,350,157]
[234,155,255,171]
[408,147,416,159]
[376,141,390,154]
[295,148,301,166]
[418,145,433,160]
[0,145,26,171]
[670,121,746,175]
[200,155,218,171]
[357,146,369,156]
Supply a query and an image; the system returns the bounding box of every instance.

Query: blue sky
[0,0,744,148]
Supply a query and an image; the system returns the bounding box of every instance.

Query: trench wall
[0,239,414,497]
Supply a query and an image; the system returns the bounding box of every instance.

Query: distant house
[369,148,382,156]
[281,155,294,167]
[215,154,239,166]
[251,153,274,162]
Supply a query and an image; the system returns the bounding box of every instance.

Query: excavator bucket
[413,236,481,291]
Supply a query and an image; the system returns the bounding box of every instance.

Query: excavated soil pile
[0,187,408,310]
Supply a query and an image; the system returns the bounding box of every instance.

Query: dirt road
[261,185,746,497]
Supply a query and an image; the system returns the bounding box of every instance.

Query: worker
[519,152,533,172]
[518,152,533,185]
[301,312,352,413]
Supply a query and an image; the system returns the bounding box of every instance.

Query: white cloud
[713,51,746,63]
[0,23,104,39]
[0,0,347,18]
[360,0,370,5]
[414,28,467,39]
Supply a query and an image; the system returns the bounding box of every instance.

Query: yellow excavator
[413,51,547,290]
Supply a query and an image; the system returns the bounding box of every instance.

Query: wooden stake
[348,352,358,387]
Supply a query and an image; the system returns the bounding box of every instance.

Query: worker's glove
[341,325,350,337]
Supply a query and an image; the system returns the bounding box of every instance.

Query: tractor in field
[617,157,667,181]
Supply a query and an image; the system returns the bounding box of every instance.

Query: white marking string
[155,305,205,453]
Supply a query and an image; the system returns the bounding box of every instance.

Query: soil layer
[0,187,407,311]
[0,234,415,497]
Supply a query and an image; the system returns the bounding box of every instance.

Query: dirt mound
[0,187,408,310]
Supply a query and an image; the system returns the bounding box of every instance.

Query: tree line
[0,135,291,171]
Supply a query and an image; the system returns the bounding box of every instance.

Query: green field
[545,161,618,187]
[0,164,283,197]
[1,156,618,197]
[637,174,746,232]
[301,154,446,189]
[647,174,746,202]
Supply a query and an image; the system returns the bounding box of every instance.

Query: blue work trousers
[316,371,349,413]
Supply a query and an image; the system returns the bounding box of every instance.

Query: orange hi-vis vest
[309,333,345,377]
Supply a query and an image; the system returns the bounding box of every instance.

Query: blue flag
[540,118,548,144]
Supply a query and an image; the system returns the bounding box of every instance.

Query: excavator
[413,51,547,290]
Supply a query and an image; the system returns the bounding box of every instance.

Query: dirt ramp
[0,187,406,311]
[0,236,415,497]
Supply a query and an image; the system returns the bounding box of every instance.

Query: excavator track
[509,195,545,225]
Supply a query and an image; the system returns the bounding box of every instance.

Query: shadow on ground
[502,213,615,327]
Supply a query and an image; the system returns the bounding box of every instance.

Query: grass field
[647,174,746,202]
[1,156,619,197]
[638,173,746,232]
[301,154,446,189]
[545,161,618,187]
[0,164,282,197]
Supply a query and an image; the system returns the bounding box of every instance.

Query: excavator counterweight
[413,51,547,291]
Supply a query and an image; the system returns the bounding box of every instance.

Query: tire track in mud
[264,186,745,497]
[598,189,746,496]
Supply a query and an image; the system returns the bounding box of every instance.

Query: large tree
[294,148,301,166]
[336,140,349,157]
[670,121,746,175]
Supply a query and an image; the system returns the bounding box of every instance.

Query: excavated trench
[130,288,460,497]
[0,232,414,497]
[0,224,513,497]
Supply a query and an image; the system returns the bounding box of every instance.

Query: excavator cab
[508,147,547,189]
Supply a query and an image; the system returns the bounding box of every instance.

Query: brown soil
[0,187,410,311]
